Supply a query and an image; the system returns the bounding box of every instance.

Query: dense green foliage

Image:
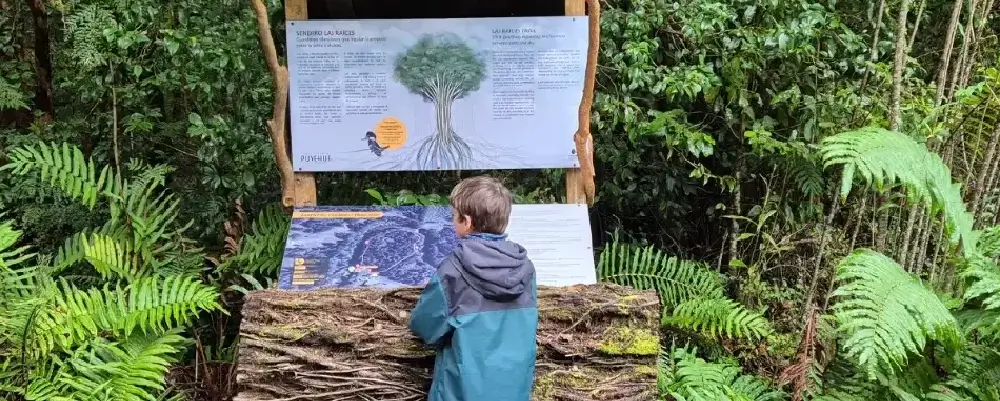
[4,0,1000,399]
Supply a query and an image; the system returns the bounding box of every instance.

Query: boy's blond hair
[450,176,512,234]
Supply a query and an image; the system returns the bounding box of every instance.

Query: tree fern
[831,250,961,379]
[820,127,978,257]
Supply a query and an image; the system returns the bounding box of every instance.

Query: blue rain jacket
[409,234,538,401]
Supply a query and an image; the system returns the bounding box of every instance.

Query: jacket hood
[454,238,533,301]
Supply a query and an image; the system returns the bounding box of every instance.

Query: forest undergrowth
[2,0,1000,400]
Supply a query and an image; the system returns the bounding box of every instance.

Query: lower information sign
[278,204,595,290]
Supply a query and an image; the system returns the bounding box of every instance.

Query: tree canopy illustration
[393,33,486,169]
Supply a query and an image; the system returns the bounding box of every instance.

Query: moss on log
[235,283,659,401]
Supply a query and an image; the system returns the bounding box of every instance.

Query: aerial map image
[278,206,459,290]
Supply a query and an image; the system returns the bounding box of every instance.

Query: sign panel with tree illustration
[286,17,588,171]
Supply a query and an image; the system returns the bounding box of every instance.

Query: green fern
[24,331,187,401]
[599,242,772,343]
[925,344,1000,401]
[0,141,223,400]
[961,257,1000,340]
[3,143,196,279]
[599,242,725,306]
[0,142,120,210]
[820,127,978,257]
[17,275,219,360]
[63,5,116,71]
[220,203,290,277]
[665,297,773,341]
[658,348,786,401]
[0,80,28,110]
[831,250,961,379]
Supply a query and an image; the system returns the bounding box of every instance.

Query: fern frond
[976,225,1000,259]
[0,142,120,209]
[124,159,175,191]
[63,331,185,401]
[664,297,773,341]
[221,203,289,276]
[0,80,28,110]
[63,5,116,71]
[598,242,725,307]
[22,275,220,359]
[820,127,978,257]
[82,234,140,281]
[21,331,186,401]
[962,257,1000,339]
[927,344,1000,401]
[790,157,825,198]
[659,348,786,401]
[51,223,120,273]
[831,250,961,379]
[808,358,888,401]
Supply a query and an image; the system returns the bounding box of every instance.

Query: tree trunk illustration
[394,35,485,169]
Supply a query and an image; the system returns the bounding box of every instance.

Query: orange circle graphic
[374,117,407,150]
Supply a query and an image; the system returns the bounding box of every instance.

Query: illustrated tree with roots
[394,33,486,169]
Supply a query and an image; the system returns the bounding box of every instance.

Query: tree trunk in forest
[979,143,1000,225]
[970,122,1000,223]
[905,208,926,272]
[935,0,965,104]
[908,0,926,50]
[805,191,840,314]
[949,0,981,98]
[727,130,744,273]
[889,0,910,131]
[235,284,660,401]
[900,198,920,270]
[26,0,55,120]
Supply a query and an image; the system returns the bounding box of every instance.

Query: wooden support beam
[565,0,586,204]
[565,0,598,205]
[287,0,319,207]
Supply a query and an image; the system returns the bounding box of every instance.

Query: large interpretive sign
[286,17,588,171]
[278,205,596,290]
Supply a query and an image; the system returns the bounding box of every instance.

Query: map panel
[280,206,457,289]
[278,205,597,290]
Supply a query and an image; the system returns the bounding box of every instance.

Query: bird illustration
[364,131,390,157]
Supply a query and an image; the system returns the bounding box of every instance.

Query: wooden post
[565,0,598,205]
[565,0,587,205]
[286,0,319,207]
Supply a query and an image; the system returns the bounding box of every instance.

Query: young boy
[409,175,538,401]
